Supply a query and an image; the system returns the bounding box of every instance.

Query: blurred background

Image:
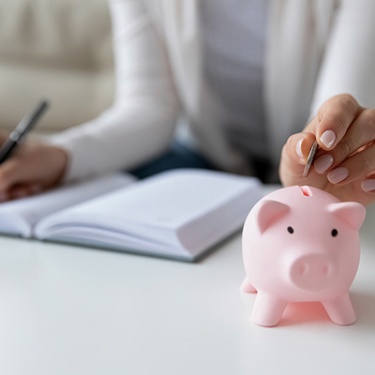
[0,0,114,135]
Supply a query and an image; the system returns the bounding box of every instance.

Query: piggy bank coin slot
[300,186,312,197]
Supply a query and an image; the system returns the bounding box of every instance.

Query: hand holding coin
[279,94,375,206]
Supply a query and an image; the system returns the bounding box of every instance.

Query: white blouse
[47,0,375,182]
[200,0,268,160]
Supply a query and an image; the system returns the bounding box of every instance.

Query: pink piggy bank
[242,185,366,327]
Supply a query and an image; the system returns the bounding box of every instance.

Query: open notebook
[0,169,263,261]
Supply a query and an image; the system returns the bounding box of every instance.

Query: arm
[48,0,180,180]
[0,0,179,200]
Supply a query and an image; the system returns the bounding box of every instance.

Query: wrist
[48,145,70,184]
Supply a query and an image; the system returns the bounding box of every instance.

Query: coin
[303,140,319,177]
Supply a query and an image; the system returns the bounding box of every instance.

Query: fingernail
[320,130,336,149]
[361,179,375,192]
[296,138,304,159]
[327,167,349,184]
[314,154,334,174]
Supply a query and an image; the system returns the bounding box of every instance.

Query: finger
[0,158,37,192]
[325,144,375,185]
[8,183,43,200]
[361,175,375,194]
[313,108,375,174]
[9,186,30,200]
[284,132,316,163]
[280,132,317,186]
[306,94,361,151]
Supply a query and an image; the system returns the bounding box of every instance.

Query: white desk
[0,204,375,375]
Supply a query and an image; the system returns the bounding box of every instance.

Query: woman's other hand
[0,136,68,201]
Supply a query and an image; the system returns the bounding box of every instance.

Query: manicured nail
[296,138,304,159]
[314,154,334,174]
[320,130,336,149]
[361,179,375,192]
[327,167,349,184]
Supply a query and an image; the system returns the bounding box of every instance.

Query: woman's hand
[280,93,375,206]
[0,135,68,201]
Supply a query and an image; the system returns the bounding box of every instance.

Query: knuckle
[336,138,352,158]
[337,94,358,113]
[354,148,375,172]
[318,94,360,133]
[361,155,373,173]
[363,109,375,129]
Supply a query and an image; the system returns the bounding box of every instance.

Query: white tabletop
[0,199,375,375]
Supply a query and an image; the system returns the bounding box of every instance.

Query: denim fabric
[129,142,217,179]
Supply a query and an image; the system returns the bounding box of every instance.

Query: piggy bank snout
[288,254,338,292]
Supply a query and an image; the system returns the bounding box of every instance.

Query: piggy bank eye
[287,226,294,234]
[331,229,338,237]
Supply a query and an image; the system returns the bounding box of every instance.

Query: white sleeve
[47,0,180,181]
[310,0,375,115]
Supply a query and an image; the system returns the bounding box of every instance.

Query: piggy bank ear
[256,199,290,233]
[328,202,366,230]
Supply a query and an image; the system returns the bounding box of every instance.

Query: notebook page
[37,169,260,233]
[0,173,135,237]
[86,169,260,229]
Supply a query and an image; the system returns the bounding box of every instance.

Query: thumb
[280,132,316,185]
[283,132,316,164]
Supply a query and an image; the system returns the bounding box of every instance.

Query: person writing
[0,0,374,207]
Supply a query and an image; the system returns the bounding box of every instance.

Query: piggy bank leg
[322,293,356,325]
[241,277,257,293]
[252,293,287,327]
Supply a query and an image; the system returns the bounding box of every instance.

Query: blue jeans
[129,142,217,179]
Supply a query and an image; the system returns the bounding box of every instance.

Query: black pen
[0,100,49,164]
